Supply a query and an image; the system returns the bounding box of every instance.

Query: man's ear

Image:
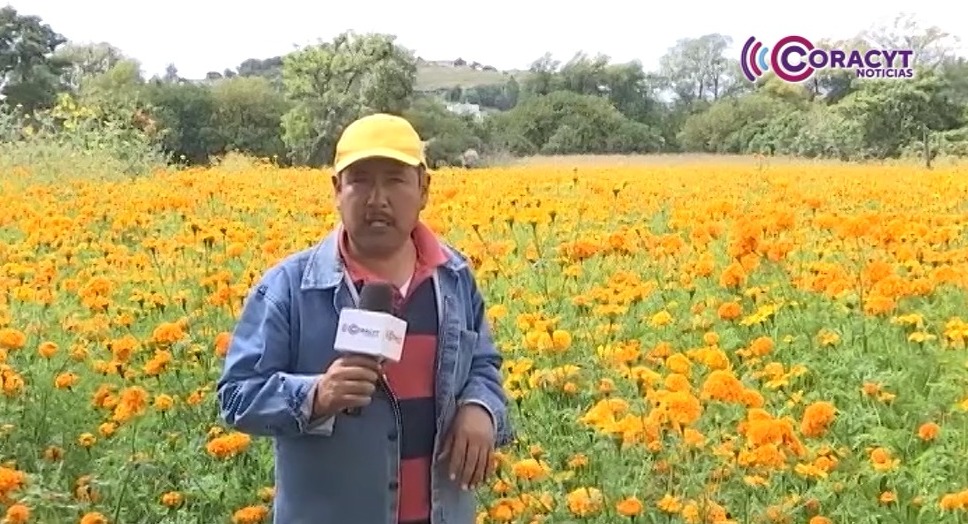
[420,168,431,210]
[331,173,342,208]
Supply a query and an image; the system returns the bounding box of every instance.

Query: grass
[509,153,965,169]
[416,63,530,91]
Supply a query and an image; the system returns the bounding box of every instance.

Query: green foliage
[901,127,968,159]
[237,56,284,86]
[0,6,71,113]
[55,42,126,90]
[0,94,167,181]
[280,32,417,167]
[69,59,291,166]
[77,58,146,116]
[144,82,222,164]
[678,93,794,153]
[403,97,482,168]
[210,76,289,162]
[457,80,519,110]
[678,66,966,162]
[488,90,663,155]
[835,70,964,159]
[658,34,742,104]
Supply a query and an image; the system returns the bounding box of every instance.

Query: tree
[0,6,70,112]
[864,13,961,70]
[805,37,870,103]
[659,34,733,104]
[280,31,417,167]
[463,83,518,110]
[210,76,289,161]
[403,96,481,168]
[145,82,220,163]
[519,53,663,127]
[237,56,284,78]
[162,64,180,83]
[489,90,663,155]
[504,76,520,109]
[446,86,462,102]
[938,56,968,109]
[835,69,964,158]
[524,53,560,97]
[600,61,663,125]
[678,92,799,153]
[55,41,125,90]
[77,58,147,121]
[557,52,611,96]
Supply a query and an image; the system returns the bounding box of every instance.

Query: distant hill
[416,58,530,91]
[219,56,529,92]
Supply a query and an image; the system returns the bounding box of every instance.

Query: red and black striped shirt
[338,222,446,524]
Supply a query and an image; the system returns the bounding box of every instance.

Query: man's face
[333,157,429,258]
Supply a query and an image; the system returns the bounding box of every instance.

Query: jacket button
[389,481,399,490]
[388,431,398,441]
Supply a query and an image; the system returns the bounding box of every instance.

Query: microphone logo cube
[334,309,407,363]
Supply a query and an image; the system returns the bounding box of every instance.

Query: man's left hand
[439,403,495,490]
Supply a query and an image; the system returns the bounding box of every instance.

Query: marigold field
[2,159,968,524]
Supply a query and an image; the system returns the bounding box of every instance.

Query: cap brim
[334,148,423,173]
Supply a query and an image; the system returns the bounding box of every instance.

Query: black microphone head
[358,282,394,313]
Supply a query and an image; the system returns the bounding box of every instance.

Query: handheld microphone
[334,282,407,415]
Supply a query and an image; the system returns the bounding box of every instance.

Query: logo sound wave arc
[741,37,770,82]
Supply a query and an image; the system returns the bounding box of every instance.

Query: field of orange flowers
[2,158,968,524]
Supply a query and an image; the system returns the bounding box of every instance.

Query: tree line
[3,6,967,171]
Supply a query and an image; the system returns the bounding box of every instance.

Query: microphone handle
[339,356,385,417]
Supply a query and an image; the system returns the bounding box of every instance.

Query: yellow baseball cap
[333,113,426,173]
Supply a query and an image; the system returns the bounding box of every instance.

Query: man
[216,113,513,524]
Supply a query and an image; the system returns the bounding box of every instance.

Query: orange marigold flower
[800,401,836,438]
[231,505,269,524]
[616,496,644,517]
[79,512,108,524]
[3,503,30,524]
[917,422,940,441]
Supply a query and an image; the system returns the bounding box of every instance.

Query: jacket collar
[300,223,467,290]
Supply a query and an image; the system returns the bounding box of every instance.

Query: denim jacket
[216,229,514,524]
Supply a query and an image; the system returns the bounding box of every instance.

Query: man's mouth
[365,216,393,229]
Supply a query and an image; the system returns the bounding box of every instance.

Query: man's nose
[365,180,389,206]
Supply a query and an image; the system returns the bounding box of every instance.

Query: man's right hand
[312,355,382,418]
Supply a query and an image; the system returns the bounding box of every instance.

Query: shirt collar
[337,221,448,284]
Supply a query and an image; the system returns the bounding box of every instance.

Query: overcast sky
[15,0,968,79]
